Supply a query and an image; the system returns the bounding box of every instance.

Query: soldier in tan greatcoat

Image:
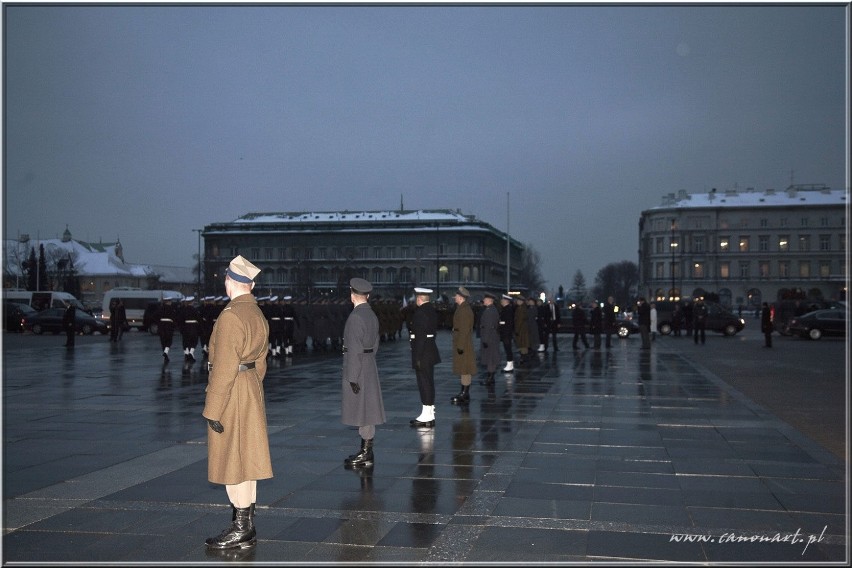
[450,286,476,405]
[203,255,272,551]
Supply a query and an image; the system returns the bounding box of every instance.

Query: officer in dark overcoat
[478,291,502,386]
[409,287,441,427]
[341,278,386,468]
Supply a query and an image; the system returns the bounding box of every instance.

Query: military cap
[456,286,470,298]
[226,255,261,284]
[414,287,433,295]
[483,291,497,300]
[283,295,292,300]
[183,296,195,302]
[501,293,513,301]
[350,277,373,294]
[269,295,278,302]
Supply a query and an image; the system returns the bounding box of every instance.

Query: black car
[786,309,847,340]
[558,306,638,338]
[22,307,109,335]
[654,300,745,336]
[4,301,37,332]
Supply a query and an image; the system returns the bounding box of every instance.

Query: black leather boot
[206,506,256,549]
[451,385,470,405]
[344,438,374,468]
[231,503,255,522]
[479,372,495,386]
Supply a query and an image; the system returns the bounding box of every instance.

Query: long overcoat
[452,300,477,375]
[526,301,539,348]
[410,301,441,370]
[514,302,529,350]
[341,302,386,427]
[203,294,273,486]
[478,303,502,371]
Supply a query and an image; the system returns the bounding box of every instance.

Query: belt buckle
[207,362,213,371]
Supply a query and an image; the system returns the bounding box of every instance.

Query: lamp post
[670,219,677,301]
[192,229,202,297]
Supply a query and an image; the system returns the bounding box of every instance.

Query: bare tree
[592,260,639,307]
[571,270,587,303]
[517,244,545,296]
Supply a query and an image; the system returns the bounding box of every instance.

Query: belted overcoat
[203,293,273,486]
[452,300,477,375]
[341,302,386,427]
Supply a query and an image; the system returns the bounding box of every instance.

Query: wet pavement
[1,325,847,564]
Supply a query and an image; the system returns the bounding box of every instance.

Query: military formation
[147,294,408,364]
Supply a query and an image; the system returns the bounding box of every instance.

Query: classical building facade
[638,184,848,310]
[200,209,524,301]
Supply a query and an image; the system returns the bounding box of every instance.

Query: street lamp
[192,229,202,297]
[670,219,677,301]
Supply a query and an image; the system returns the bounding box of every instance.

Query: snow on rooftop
[649,185,846,211]
[232,209,473,224]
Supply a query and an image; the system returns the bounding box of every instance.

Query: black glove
[457,348,463,355]
[207,419,224,434]
[350,382,360,394]
[483,343,488,349]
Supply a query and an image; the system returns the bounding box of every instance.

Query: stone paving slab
[1,327,847,564]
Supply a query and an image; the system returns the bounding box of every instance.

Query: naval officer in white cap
[409,287,441,427]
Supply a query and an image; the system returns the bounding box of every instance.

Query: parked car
[4,301,37,332]
[786,309,847,340]
[654,300,745,336]
[22,307,109,335]
[557,306,638,338]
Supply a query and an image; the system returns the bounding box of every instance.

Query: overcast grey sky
[2,2,848,294]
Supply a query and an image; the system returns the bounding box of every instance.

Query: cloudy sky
[2,2,848,293]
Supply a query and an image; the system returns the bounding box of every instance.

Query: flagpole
[506,192,510,293]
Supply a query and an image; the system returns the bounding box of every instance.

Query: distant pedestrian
[179,296,201,362]
[478,292,501,386]
[546,298,561,352]
[672,304,683,337]
[513,296,530,364]
[590,302,603,349]
[450,287,476,405]
[693,297,708,345]
[637,297,651,349]
[536,298,548,353]
[110,298,127,342]
[650,302,658,342]
[342,278,386,468]
[761,302,774,348]
[526,297,539,357]
[498,294,515,372]
[409,287,440,427]
[154,297,178,361]
[572,303,590,349]
[602,296,617,348]
[63,302,76,348]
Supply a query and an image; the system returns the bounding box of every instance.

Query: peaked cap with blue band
[226,255,261,283]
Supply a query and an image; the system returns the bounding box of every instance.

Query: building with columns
[200,209,525,301]
[638,184,848,310]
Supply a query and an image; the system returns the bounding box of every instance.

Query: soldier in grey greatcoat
[451,287,476,405]
[478,292,502,386]
[203,255,272,551]
[341,278,386,468]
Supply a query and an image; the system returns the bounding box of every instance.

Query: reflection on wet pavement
[1,330,846,562]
